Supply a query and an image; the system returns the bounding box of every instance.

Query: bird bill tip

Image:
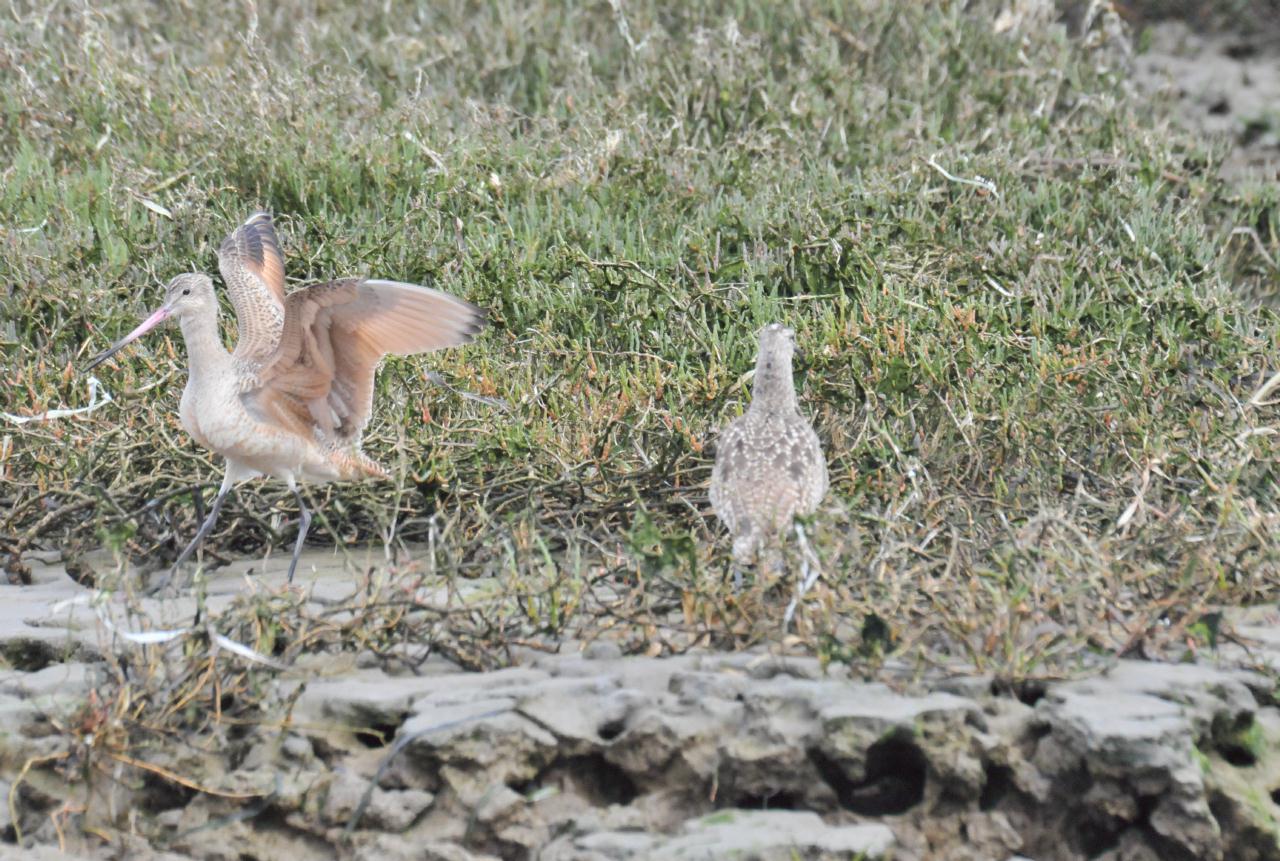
[82,306,171,373]
[83,348,116,372]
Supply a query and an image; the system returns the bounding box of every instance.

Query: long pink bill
[84,307,171,372]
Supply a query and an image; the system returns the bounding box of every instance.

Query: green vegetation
[2,0,1280,670]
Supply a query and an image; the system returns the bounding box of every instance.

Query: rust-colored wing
[219,211,287,365]
[248,278,485,445]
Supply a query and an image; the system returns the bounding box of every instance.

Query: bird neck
[177,307,230,378]
[749,355,798,414]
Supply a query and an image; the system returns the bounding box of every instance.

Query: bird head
[84,274,215,371]
[756,322,797,371]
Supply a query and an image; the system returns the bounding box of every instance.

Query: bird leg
[147,482,231,594]
[286,482,312,584]
[148,463,260,595]
[783,522,822,629]
[795,522,822,593]
[173,489,229,570]
[730,534,757,593]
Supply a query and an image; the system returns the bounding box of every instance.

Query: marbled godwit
[710,323,827,622]
[86,212,485,585]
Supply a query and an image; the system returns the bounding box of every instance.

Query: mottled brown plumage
[710,323,827,566]
[222,211,287,368]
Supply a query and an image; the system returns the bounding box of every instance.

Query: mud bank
[0,550,1276,861]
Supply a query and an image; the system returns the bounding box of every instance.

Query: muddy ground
[1131,13,1280,178]
[0,546,1276,861]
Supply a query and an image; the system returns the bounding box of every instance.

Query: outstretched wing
[219,211,287,366]
[247,278,485,445]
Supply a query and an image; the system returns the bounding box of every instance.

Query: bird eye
[182,288,191,296]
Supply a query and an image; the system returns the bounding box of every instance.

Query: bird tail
[333,448,391,481]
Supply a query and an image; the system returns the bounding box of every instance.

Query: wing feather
[249,278,485,445]
[220,211,287,365]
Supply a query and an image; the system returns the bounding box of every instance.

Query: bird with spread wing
[86,212,485,586]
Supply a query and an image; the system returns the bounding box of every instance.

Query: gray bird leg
[149,466,239,594]
[286,480,312,583]
[795,523,821,594]
[783,523,822,629]
[730,533,756,592]
[171,486,230,571]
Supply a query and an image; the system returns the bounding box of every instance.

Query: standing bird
[85,212,485,587]
[709,323,828,623]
